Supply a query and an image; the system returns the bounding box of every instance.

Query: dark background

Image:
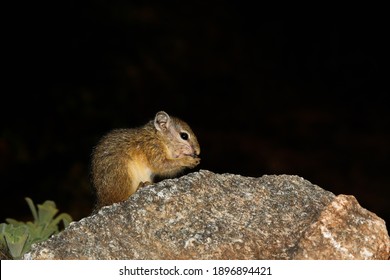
[1,2,389,232]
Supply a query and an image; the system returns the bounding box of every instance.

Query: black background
[1,2,389,232]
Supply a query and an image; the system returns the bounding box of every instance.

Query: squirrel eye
[180,132,189,140]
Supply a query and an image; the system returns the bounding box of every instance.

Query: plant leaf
[4,225,29,259]
[50,213,73,230]
[1,197,73,259]
[25,197,39,222]
[0,223,7,248]
[37,200,58,226]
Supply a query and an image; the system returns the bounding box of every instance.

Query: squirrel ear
[154,111,171,131]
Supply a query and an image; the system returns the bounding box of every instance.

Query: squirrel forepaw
[137,181,152,190]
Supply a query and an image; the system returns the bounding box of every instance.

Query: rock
[293,195,390,259]
[23,170,390,260]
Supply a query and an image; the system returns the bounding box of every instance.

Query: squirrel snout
[192,153,200,158]
[184,152,199,158]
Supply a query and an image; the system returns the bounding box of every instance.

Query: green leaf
[51,213,73,229]
[25,197,38,222]
[37,200,59,226]
[3,224,29,259]
[0,223,7,248]
[1,197,73,259]
[5,218,24,225]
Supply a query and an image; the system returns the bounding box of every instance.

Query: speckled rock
[23,170,390,260]
[293,194,390,259]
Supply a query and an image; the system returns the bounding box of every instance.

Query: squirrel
[91,111,200,210]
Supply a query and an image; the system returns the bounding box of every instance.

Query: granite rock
[24,170,390,259]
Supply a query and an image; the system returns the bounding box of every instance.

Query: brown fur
[91,112,200,210]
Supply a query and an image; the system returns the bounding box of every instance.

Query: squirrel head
[154,111,200,161]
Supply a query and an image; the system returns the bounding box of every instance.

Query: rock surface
[24,170,390,260]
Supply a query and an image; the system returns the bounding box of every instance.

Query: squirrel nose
[193,149,200,157]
